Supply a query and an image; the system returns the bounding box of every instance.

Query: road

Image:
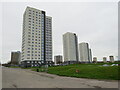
[2,67,118,88]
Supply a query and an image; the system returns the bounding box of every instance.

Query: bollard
[36,68,39,72]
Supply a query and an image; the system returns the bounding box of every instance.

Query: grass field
[32,63,120,80]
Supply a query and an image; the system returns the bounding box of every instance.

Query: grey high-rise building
[11,51,21,65]
[89,49,92,62]
[79,42,91,63]
[63,32,79,63]
[21,6,53,67]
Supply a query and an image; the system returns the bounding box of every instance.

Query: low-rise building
[103,57,107,63]
[54,55,63,64]
[93,57,97,63]
[109,56,114,63]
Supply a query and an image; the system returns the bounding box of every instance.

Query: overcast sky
[1,1,118,63]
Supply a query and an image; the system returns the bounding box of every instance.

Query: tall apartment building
[79,42,91,63]
[11,51,21,65]
[63,32,79,63]
[89,49,92,62]
[21,6,53,67]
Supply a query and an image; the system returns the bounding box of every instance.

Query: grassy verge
[32,63,120,80]
[8,66,20,68]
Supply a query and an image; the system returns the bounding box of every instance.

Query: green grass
[32,63,120,80]
[8,66,20,68]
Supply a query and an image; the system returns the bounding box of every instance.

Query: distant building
[103,57,107,63]
[89,49,92,62]
[11,51,21,65]
[93,57,97,63]
[54,55,63,64]
[109,56,114,63]
[79,42,91,63]
[63,32,79,64]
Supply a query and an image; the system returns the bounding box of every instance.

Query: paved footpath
[2,67,119,88]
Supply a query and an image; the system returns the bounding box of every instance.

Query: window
[28,35,31,37]
[27,57,30,59]
[27,51,30,53]
[27,54,30,56]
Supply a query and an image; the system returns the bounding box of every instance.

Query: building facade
[63,32,79,64]
[93,57,97,63]
[109,56,114,63]
[21,6,53,67]
[11,51,21,65]
[79,42,90,63]
[103,57,107,63]
[45,16,52,63]
[54,55,63,64]
[89,49,92,62]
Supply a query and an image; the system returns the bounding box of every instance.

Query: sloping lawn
[32,63,120,80]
